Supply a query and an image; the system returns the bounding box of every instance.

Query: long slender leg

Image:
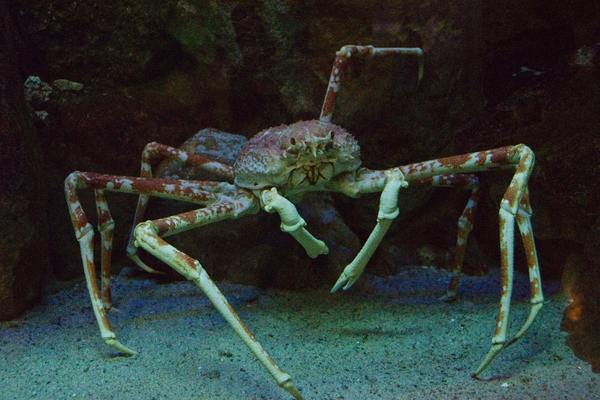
[330,144,541,375]
[410,147,540,376]
[319,45,424,122]
[127,142,234,272]
[506,188,544,346]
[260,187,329,258]
[77,227,137,355]
[331,168,407,292]
[65,171,221,354]
[95,190,114,309]
[472,146,535,377]
[419,174,481,301]
[133,200,303,400]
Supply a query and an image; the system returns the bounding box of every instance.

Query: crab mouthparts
[289,163,334,187]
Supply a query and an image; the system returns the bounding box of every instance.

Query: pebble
[53,79,84,92]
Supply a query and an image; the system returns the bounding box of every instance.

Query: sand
[1,265,598,400]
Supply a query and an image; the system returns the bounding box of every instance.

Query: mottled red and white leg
[418,174,481,301]
[126,142,234,273]
[469,147,537,376]
[94,189,115,309]
[320,45,424,122]
[508,189,544,344]
[65,172,222,354]
[133,197,304,400]
[330,144,542,376]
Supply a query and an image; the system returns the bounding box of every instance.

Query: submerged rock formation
[2,1,599,359]
[0,3,48,320]
[562,218,600,373]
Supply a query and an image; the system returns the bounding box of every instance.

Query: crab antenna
[319,45,424,123]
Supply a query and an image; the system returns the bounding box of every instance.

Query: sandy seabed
[1,265,598,400]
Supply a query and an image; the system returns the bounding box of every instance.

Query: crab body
[234,120,361,199]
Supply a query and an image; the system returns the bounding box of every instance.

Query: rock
[569,44,600,69]
[23,75,52,106]
[561,244,600,373]
[585,217,600,260]
[565,217,600,373]
[34,110,49,121]
[52,79,83,92]
[17,1,174,85]
[157,128,247,179]
[0,3,48,319]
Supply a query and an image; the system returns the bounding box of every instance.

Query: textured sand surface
[1,266,598,400]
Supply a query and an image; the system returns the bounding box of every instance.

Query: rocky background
[1,0,599,370]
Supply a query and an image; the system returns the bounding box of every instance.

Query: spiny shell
[234,120,361,189]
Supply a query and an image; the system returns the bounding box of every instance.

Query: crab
[65,45,543,399]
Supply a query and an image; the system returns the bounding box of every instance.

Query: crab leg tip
[104,338,137,356]
[472,342,505,377]
[438,291,459,303]
[281,380,303,400]
[128,253,164,275]
[330,280,343,294]
[506,301,544,348]
[330,272,354,293]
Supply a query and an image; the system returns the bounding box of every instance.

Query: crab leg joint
[261,187,329,258]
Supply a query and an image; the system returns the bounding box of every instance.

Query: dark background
[1,0,599,370]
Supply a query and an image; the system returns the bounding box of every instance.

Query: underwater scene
[2,1,599,399]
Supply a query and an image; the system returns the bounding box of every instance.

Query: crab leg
[65,172,222,354]
[74,225,137,355]
[320,45,424,122]
[329,172,480,294]
[127,142,234,272]
[331,168,407,292]
[260,187,329,258]
[401,145,537,376]
[133,197,304,400]
[331,144,540,375]
[507,189,544,345]
[94,190,115,308]
[418,174,481,301]
[141,141,234,181]
[474,187,544,375]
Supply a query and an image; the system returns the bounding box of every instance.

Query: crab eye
[290,137,296,145]
[253,182,259,186]
[324,141,333,151]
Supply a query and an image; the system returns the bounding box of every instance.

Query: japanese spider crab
[65,45,543,399]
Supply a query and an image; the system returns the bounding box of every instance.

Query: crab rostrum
[65,45,543,399]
